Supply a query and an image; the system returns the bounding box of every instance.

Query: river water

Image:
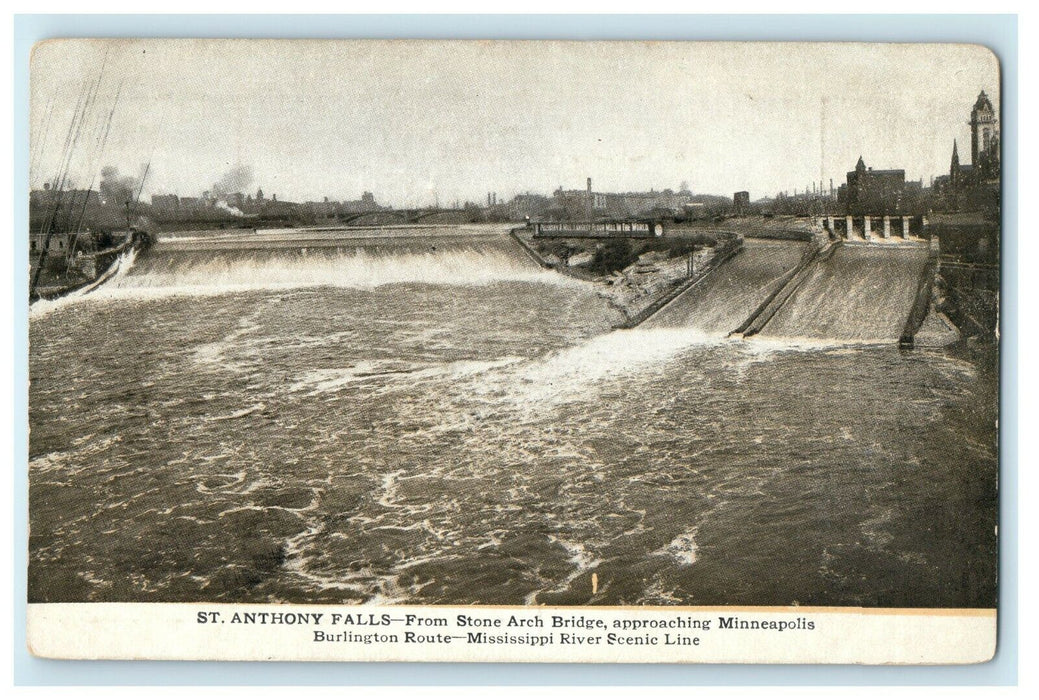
[28,229,998,607]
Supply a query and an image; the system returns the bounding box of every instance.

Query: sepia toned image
[26,39,1000,662]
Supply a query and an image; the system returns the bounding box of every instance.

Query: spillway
[760,244,929,342]
[113,227,543,293]
[644,238,807,333]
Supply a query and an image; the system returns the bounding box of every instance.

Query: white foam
[207,403,265,422]
[744,335,893,352]
[107,248,575,298]
[508,327,728,408]
[655,529,700,567]
[289,357,524,396]
[524,536,603,604]
[29,246,138,318]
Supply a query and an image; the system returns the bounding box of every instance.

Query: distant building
[970,90,1000,181]
[303,197,339,219]
[933,91,1000,209]
[30,187,102,213]
[340,191,381,215]
[946,140,974,192]
[29,187,103,232]
[682,202,706,218]
[842,156,907,215]
[733,191,750,214]
[508,193,551,220]
[151,194,180,210]
[550,179,695,221]
[29,231,77,255]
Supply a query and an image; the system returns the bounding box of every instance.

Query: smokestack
[586,177,593,222]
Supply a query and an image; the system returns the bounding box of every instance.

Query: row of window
[29,239,67,252]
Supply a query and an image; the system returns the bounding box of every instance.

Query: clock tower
[970,90,998,168]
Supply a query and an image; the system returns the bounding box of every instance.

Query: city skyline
[30,40,999,207]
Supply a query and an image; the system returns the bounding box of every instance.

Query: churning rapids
[28,227,997,607]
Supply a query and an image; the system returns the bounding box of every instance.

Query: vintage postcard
[26,39,1000,663]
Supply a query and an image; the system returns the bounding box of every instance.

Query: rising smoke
[211,165,254,199]
[99,165,142,206]
[206,165,255,217]
[214,200,245,217]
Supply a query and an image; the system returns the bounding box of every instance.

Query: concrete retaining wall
[508,228,552,268]
[899,238,943,348]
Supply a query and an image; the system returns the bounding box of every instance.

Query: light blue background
[12,13,1018,686]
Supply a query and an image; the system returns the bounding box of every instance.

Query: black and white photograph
[25,39,1001,663]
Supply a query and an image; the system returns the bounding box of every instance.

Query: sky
[29,40,1000,208]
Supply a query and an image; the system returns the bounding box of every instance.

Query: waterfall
[71,231,571,300]
[760,245,929,342]
[644,239,807,335]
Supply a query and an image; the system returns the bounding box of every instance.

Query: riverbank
[30,233,139,301]
[511,228,742,327]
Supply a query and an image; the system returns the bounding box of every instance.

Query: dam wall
[758,243,930,342]
[509,228,552,268]
[117,225,542,292]
[619,237,743,329]
[899,238,941,348]
[647,232,937,345]
[643,238,807,334]
[126,223,941,345]
[153,224,517,252]
[733,241,829,337]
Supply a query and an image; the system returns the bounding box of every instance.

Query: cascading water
[760,244,929,342]
[111,234,551,295]
[28,246,138,318]
[644,239,806,334]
